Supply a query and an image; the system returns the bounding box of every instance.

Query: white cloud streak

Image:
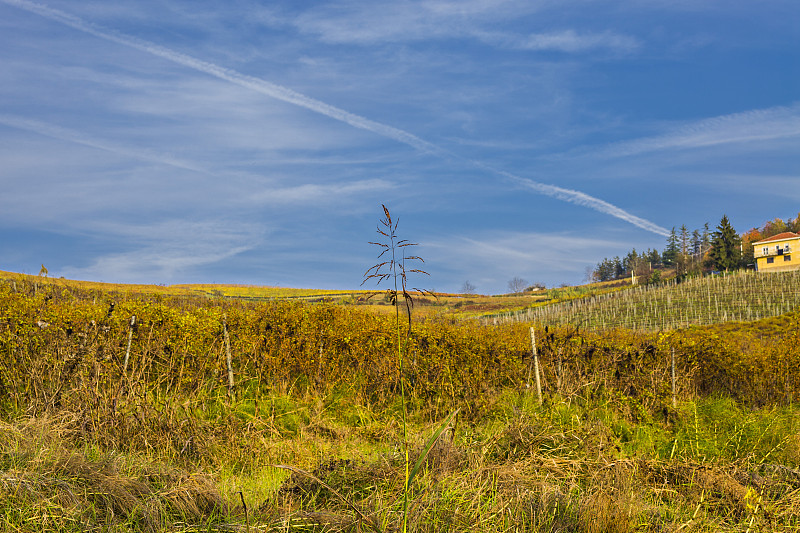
[427,230,626,290]
[2,0,667,236]
[471,162,670,236]
[604,103,800,157]
[246,179,395,206]
[0,113,209,173]
[60,219,263,282]
[293,0,638,52]
[2,0,445,156]
[475,29,639,52]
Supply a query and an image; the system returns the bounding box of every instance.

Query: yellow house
[753,232,800,272]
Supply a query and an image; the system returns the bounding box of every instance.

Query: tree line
[591,212,800,283]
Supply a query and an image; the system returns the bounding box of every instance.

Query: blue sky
[1,0,798,294]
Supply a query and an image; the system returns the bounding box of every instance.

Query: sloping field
[1,273,800,531]
[0,269,626,319]
[490,270,800,331]
[0,269,364,301]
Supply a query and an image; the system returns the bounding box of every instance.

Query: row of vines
[488,270,800,331]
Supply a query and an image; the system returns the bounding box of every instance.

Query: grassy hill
[0,269,634,321]
[1,270,800,531]
[5,267,800,332]
[0,269,361,300]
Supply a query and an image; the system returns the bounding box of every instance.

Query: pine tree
[679,225,689,256]
[624,248,639,275]
[709,215,741,272]
[663,227,679,267]
[646,248,661,267]
[691,229,701,258]
[613,256,624,279]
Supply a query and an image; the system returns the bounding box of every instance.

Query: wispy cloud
[427,230,626,289]
[475,29,639,52]
[292,0,527,44]
[60,219,263,282]
[3,0,666,236]
[2,0,445,155]
[245,179,395,206]
[603,103,800,157]
[0,113,209,173]
[292,0,638,53]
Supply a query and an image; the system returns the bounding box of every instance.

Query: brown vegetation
[1,273,800,531]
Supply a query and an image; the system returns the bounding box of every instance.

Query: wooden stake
[529,327,542,405]
[671,347,677,408]
[223,315,235,400]
[122,315,136,376]
[556,347,563,394]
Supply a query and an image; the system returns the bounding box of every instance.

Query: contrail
[0,113,208,173]
[0,0,445,157]
[475,163,669,236]
[2,0,669,236]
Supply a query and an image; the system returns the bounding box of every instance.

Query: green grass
[6,389,799,532]
[2,272,800,531]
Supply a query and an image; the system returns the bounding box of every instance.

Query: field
[0,270,626,319]
[1,271,799,531]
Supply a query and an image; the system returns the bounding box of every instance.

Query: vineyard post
[122,315,136,377]
[556,347,563,394]
[529,327,542,405]
[671,347,677,408]
[223,315,235,401]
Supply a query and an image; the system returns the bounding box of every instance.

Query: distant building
[753,232,800,272]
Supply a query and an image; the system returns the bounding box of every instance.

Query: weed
[362,204,452,533]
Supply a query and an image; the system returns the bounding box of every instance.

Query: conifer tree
[663,227,679,267]
[613,256,624,279]
[691,229,701,257]
[679,225,689,256]
[709,215,741,272]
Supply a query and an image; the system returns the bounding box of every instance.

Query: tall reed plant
[363,205,441,532]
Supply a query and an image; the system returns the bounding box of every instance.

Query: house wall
[755,237,800,272]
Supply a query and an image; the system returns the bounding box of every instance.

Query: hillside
[5,267,800,333]
[490,270,800,331]
[1,271,799,531]
[0,269,623,319]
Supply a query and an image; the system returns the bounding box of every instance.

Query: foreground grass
[2,277,799,530]
[2,390,799,532]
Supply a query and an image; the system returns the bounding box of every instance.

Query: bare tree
[460,280,477,295]
[583,265,595,283]
[508,276,528,294]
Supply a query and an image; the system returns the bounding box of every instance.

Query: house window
[785,255,792,262]
[786,244,792,253]
[762,247,769,256]
[767,257,774,264]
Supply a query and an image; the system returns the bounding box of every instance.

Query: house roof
[753,232,800,245]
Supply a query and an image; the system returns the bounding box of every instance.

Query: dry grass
[2,273,800,531]
[0,417,231,532]
[2,395,800,532]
